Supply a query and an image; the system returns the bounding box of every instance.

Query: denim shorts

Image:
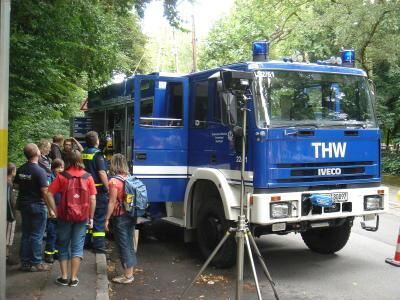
[113,214,137,269]
[57,219,87,261]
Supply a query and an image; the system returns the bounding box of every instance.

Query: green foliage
[199,0,400,152]
[9,118,70,166]
[382,153,400,176]
[8,0,177,165]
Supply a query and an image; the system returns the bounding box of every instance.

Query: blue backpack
[115,175,149,217]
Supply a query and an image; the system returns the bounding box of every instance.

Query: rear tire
[301,219,352,254]
[196,198,236,268]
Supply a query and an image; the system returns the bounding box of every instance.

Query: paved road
[109,189,400,300]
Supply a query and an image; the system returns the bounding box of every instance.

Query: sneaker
[69,279,79,287]
[55,277,69,286]
[20,263,31,272]
[112,275,134,284]
[44,254,54,264]
[30,263,50,272]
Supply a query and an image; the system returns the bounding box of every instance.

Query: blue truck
[74,42,388,267]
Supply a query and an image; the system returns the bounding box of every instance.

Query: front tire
[301,219,352,254]
[196,198,236,268]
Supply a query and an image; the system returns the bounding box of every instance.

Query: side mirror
[220,70,254,93]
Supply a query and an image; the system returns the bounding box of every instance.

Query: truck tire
[196,198,236,268]
[301,219,352,254]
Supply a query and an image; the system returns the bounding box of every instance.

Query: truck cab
[78,44,388,268]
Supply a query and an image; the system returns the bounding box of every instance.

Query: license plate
[332,192,348,202]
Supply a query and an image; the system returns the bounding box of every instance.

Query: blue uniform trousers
[45,218,58,255]
[85,192,108,249]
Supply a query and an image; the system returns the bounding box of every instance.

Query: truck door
[133,75,189,203]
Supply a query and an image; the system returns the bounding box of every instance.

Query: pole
[0,1,11,299]
[235,97,248,300]
[172,28,178,72]
[191,14,197,72]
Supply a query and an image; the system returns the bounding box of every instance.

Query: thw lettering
[311,142,347,158]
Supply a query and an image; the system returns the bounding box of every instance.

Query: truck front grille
[274,161,376,184]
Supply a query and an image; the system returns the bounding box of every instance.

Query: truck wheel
[196,198,236,268]
[301,219,352,254]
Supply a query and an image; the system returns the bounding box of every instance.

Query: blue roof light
[340,48,355,67]
[252,40,269,62]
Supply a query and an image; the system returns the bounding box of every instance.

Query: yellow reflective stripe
[95,183,103,186]
[44,250,56,255]
[0,129,8,168]
[92,232,106,237]
[54,250,59,253]
[82,153,96,160]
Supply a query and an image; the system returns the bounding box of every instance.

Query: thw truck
[74,42,388,267]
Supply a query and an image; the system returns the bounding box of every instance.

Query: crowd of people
[6,131,139,287]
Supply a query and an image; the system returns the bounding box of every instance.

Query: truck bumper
[250,186,388,225]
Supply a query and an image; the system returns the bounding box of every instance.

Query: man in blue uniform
[82,131,109,253]
[15,143,53,271]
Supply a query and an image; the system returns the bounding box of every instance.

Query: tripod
[180,93,279,300]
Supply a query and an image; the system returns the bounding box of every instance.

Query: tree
[199,0,400,148]
[8,0,182,164]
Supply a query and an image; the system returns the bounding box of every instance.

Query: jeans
[113,214,137,269]
[86,192,108,249]
[45,219,58,255]
[57,219,87,261]
[20,202,48,265]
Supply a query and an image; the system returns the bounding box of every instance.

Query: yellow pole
[0,1,10,299]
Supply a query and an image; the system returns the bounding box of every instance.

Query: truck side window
[193,81,208,128]
[210,79,221,123]
[140,80,154,124]
[165,82,183,127]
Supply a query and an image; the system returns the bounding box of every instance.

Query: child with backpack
[46,150,97,287]
[105,153,148,284]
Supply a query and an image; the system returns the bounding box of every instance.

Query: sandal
[112,275,134,284]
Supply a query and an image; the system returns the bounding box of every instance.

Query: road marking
[0,129,7,168]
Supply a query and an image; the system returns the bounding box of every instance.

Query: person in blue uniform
[82,131,109,253]
[15,143,53,272]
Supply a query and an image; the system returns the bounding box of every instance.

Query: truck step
[161,216,185,227]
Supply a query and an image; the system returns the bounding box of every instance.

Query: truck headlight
[364,195,383,211]
[270,202,291,219]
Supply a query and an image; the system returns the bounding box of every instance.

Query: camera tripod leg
[236,229,245,299]
[179,229,234,299]
[248,233,280,300]
[244,231,262,300]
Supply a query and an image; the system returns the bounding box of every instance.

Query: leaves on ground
[195,273,229,285]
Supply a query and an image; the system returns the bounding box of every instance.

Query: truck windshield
[253,70,377,128]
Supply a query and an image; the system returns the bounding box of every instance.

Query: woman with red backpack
[105,153,137,284]
[46,150,97,287]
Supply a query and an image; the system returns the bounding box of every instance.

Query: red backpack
[57,171,91,223]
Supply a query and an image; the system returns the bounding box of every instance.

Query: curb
[96,253,109,300]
